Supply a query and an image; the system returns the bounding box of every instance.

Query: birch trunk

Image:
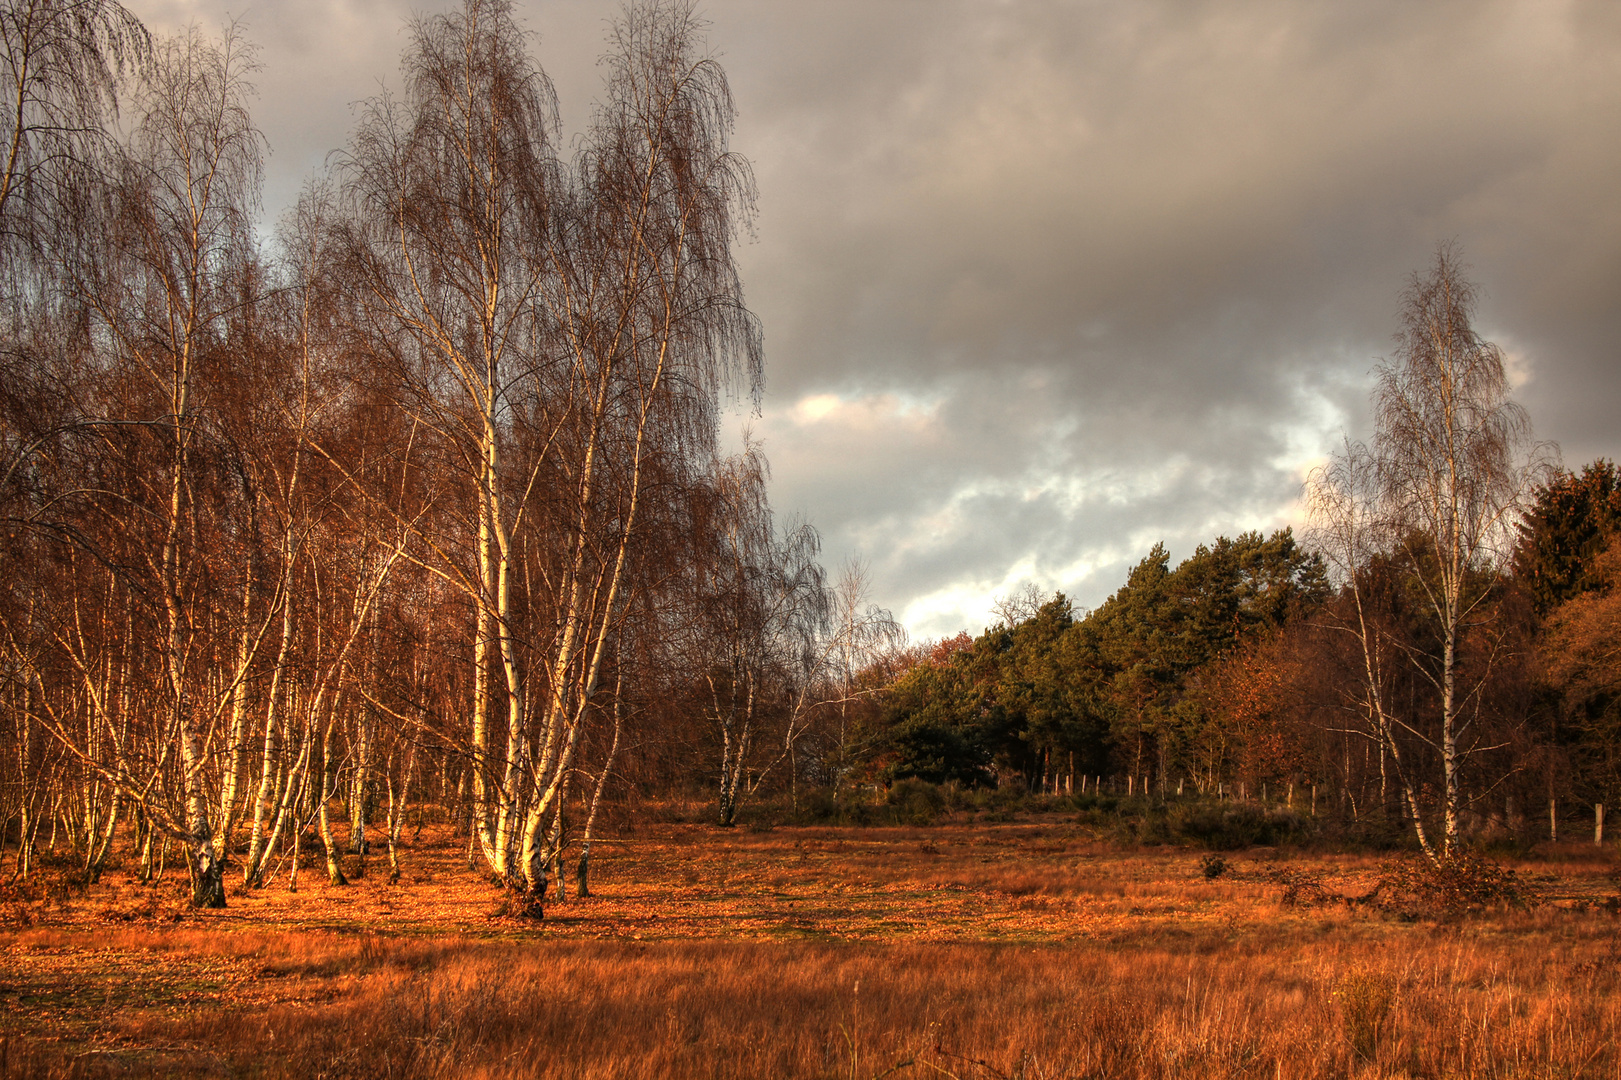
[385,745,416,884]
[317,711,348,886]
[576,673,623,898]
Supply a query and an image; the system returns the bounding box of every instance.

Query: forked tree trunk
[384,746,415,885]
[249,714,310,888]
[137,818,154,883]
[83,790,120,884]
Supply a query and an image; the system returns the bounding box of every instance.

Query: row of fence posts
[1062,776,1610,845]
[1065,773,1319,814]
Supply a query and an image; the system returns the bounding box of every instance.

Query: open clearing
[3,819,1620,1078]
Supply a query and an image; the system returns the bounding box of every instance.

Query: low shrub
[1071,791,1121,813]
[1167,801,1316,850]
[791,778,1035,826]
[886,778,947,825]
[789,785,910,826]
[1375,849,1538,916]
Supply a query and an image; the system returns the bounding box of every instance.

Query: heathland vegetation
[3,0,1621,1076]
[7,821,1621,1077]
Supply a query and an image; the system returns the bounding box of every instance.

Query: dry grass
[3,818,1620,1077]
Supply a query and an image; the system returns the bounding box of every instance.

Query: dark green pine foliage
[988,596,1108,784]
[876,529,1327,788]
[1514,460,1621,614]
[878,640,998,788]
[1080,530,1328,780]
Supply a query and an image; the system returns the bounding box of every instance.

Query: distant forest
[2,0,1617,911]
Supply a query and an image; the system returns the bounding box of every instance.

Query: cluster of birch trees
[0,0,888,907]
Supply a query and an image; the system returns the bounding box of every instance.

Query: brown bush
[1376,849,1539,916]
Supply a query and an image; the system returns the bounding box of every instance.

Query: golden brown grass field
[3,816,1621,1078]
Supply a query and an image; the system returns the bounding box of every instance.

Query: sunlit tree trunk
[384,743,415,884]
[575,667,624,898]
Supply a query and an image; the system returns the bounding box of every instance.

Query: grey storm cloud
[134,0,1621,638]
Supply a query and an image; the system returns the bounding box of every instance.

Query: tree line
[0,0,901,909]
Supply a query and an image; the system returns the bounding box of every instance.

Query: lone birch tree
[1310,243,1552,858]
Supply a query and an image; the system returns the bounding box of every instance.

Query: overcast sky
[133,0,1621,640]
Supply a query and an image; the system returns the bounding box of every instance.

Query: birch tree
[1309,244,1552,858]
[337,0,560,887]
[0,0,146,722]
[513,0,762,888]
[685,443,826,826]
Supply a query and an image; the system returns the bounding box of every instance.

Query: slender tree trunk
[385,746,415,885]
[317,714,347,886]
[1441,626,1459,856]
[242,598,293,885]
[577,673,624,899]
[1351,583,1435,859]
[215,547,258,864]
[83,790,120,884]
